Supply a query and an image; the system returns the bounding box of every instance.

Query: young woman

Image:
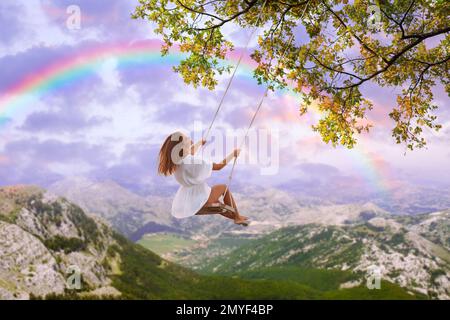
[158,131,249,226]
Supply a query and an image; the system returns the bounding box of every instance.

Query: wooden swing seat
[196,202,236,215]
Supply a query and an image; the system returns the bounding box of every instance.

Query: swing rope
[202,0,269,142]
[223,1,311,196]
[223,35,294,196]
[197,0,311,206]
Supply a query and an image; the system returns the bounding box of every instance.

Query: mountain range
[48,177,390,237]
[48,177,174,237]
[0,185,423,300]
[42,177,450,299]
[177,212,450,299]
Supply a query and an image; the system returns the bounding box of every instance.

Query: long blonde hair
[158,132,187,176]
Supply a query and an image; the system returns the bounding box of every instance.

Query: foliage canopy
[133,0,450,149]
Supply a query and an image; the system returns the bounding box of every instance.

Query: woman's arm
[213,149,240,171]
[190,139,206,155]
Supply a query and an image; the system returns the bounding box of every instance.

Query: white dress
[171,155,213,218]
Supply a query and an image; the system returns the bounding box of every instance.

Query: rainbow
[0,39,392,195]
[348,144,397,194]
[0,40,259,119]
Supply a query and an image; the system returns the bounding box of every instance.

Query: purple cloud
[0,2,23,45]
[297,163,340,177]
[154,102,207,125]
[0,42,103,91]
[0,0,449,207]
[20,110,110,133]
[41,0,148,41]
[4,138,112,164]
[0,138,115,187]
[91,142,177,195]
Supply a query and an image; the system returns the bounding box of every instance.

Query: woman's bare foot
[234,217,249,226]
[234,213,248,220]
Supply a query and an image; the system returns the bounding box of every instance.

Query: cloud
[20,110,110,133]
[297,163,340,177]
[4,138,112,164]
[92,142,164,191]
[0,138,115,187]
[0,0,156,58]
[0,0,101,57]
[0,154,9,164]
[154,101,210,125]
[0,2,22,45]
[1,0,450,198]
[275,162,374,202]
[95,58,122,89]
[39,0,155,42]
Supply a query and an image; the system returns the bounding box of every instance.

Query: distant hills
[42,177,450,299]
[48,177,176,237]
[0,185,423,300]
[48,177,391,237]
[278,178,450,215]
[175,213,450,299]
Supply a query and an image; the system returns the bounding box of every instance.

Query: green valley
[137,233,195,256]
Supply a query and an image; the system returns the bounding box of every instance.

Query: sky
[0,0,449,208]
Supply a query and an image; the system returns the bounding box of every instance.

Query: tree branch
[322,1,389,64]
[332,29,450,90]
[176,0,225,22]
[402,26,450,40]
[190,0,259,31]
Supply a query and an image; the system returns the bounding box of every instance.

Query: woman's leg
[204,184,247,222]
[223,188,248,221]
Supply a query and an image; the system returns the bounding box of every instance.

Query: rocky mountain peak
[0,186,120,299]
